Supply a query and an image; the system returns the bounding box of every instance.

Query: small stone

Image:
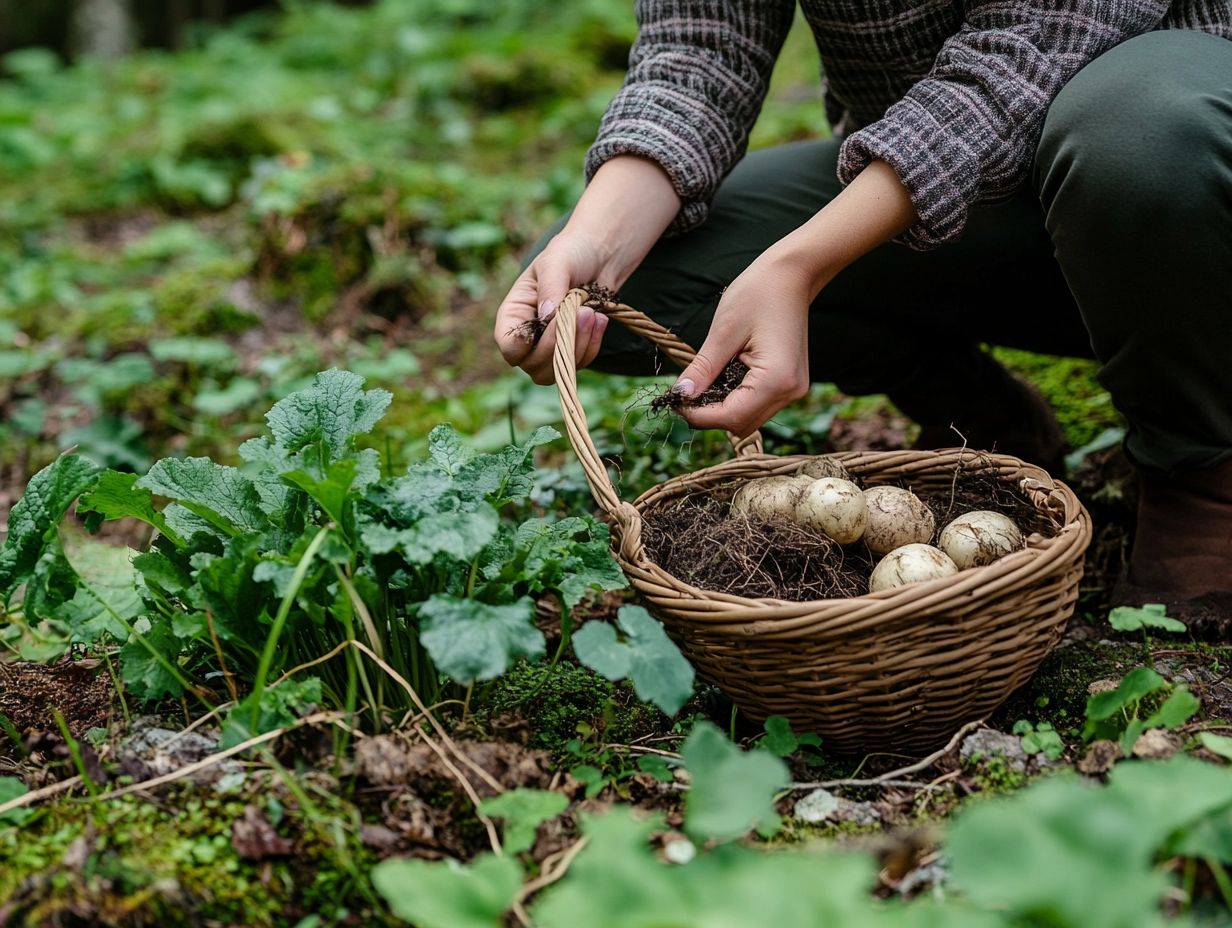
[793,788,840,823]
[832,798,880,826]
[1088,679,1120,695]
[1076,739,1122,776]
[959,728,1029,772]
[663,838,697,865]
[1131,728,1182,760]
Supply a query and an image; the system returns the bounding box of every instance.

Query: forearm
[562,155,682,289]
[769,160,918,298]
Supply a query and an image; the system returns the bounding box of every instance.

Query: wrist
[563,155,682,288]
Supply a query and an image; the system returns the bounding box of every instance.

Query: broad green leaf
[0,453,99,602]
[361,505,499,566]
[681,722,789,842]
[533,808,880,928]
[371,853,522,928]
[455,425,560,506]
[478,788,568,855]
[761,716,799,757]
[77,470,181,545]
[950,756,1232,928]
[120,618,185,700]
[1083,666,1166,739]
[136,457,267,536]
[1109,603,1186,634]
[282,458,360,527]
[428,424,469,475]
[220,677,324,749]
[572,606,694,716]
[0,776,34,826]
[149,336,234,366]
[419,595,544,685]
[1200,732,1232,760]
[1121,686,1202,753]
[264,369,391,460]
[193,377,262,416]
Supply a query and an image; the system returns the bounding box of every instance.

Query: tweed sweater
[585,0,1232,249]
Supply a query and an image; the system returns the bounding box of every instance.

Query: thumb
[673,330,740,401]
[536,262,572,322]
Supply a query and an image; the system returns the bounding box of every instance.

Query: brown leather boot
[894,352,1068,476]
[1125,458,1232,601]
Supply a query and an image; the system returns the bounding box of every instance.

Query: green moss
[989,640,1143,734]
[0,786,393,927]
[480,662,666,759]
[994,348,1124,450]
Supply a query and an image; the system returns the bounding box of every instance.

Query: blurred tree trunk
[71,0,136,59]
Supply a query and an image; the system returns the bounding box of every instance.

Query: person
[494,1,1232,618]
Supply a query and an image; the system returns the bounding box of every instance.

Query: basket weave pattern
[551,289,1093,753]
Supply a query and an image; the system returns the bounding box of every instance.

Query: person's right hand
[493,230,612,385]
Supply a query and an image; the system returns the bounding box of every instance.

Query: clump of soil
[651,359,749,412]
[0,659,114,758]
[641,465,1055,602]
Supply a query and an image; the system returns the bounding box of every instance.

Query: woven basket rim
[608,448,1091,639]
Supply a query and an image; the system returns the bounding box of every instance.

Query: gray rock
[793,788,881,826]
[960,728,1030,772]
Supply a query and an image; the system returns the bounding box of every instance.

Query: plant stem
[249,525,331,732]
[51,708,98,797]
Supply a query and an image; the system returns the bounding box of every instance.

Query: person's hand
[672,253,814,438]
[493,230,612,385]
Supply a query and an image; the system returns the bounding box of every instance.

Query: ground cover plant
[2,2,1226,927]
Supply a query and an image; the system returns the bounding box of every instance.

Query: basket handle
[551,287,764,526]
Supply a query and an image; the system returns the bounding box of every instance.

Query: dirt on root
[651,359,749,412]
[0,659,114,757]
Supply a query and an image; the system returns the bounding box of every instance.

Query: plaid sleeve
[585,0,796,234]
[837,0,1168,250]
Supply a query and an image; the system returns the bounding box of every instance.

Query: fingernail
[578,307,594,330]
[672,378,696,397]
[538,298,556,321]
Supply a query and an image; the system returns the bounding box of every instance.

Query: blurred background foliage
[0,0,1117,510]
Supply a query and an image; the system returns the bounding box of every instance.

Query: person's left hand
[671,252,814,438]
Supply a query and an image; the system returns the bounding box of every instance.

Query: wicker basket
[551,289,1093,754]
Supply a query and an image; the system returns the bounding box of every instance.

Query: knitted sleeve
[585,0,796,234]
[837,0,1168,249]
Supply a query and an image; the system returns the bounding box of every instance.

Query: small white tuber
[862,486,935,554]
[798,456,852,481]
[868,543,959,593]
[730,476,809,521]
[938,510,1024,569]
[795,477,867,544]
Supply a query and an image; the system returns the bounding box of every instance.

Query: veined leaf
[572,606,693,716]
[478,788,568,855]
[419,595,544,685]
[220,677,323,749]
[136,457,267,536]
[681,722,790,842]
[77,470,182,546]
[372,853,522,928]
[0,453,99,603]
[1109,603,1186,634]
[264,368,391,460]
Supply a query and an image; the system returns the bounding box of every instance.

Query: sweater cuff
[584,92,728,236]
[837,96,983,251]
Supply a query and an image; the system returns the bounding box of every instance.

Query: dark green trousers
[533,30,1232,472]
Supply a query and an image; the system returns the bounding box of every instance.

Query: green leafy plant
[0,370,635,734]
[1083,666,1200,753]
[1109,603,1187,634]
[1013,719,1066,761]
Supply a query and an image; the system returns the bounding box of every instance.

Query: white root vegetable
[730,476,810,521]
[862,486,935,554]
[795,477,867,544]
[868,543,959,593]
[798,456,851,481]
[938,510,1024,569]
